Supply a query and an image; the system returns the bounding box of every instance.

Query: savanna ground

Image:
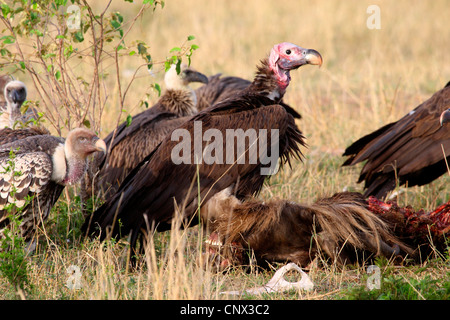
[0,0,449,300]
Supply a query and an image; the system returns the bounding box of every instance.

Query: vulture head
[61,128,107,185]
[5,80,27,112]
[269,42,322,91]
[440,109,450,127]
[164,63,209,91]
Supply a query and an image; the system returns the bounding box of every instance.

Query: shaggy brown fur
[210,192,412,268]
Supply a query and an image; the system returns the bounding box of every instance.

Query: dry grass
[1,0,450,300]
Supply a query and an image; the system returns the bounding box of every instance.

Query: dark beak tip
[305,49,323,68]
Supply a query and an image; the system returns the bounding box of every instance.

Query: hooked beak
[278,46,323,70]
[94,137,107,153]
[182,69,209,85]
[12,89,26,104]
[304,49,323,67]
[440,109,450,127]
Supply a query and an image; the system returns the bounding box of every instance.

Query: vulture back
[343,83,450,198]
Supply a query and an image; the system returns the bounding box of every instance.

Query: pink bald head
[269,42,323,90]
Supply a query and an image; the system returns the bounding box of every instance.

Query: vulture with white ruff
[343,82,450,198]
[85,64,208,199]
[0,128,106,245]
[83,42,322,255]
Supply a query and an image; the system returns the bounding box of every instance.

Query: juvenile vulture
[83,42,323,254]
[0,128,106,246]
[85,64,208,199]
[195,74,302,119]
[343,82,450,198]
[205,192,412,269]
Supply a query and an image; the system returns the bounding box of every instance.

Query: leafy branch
[0,0,197,136]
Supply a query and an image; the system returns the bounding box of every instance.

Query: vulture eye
[285,49,291,55]
[78,137,88,143]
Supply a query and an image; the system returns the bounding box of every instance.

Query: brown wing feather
[343,83,450,198]
[195,74,301,118]
[97,115,189,197]
[0,127,50,145]
[0,145,64,242]
[83,102,305,249]
[195,74,251,111]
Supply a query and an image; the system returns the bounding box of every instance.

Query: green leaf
[137,42,147,55]
[187,35,195,41]
[170,47,181,53]
[116,12,124,23]
[1,4,11,18]
[74,31,84,42]
[126,114,132,127]
[55,70,61,80]
[1,35,15,44]
[0,48,9,57]
[83,119,91,128]
[19,61,25,70]
[154,83,161,97]
[175,58,181,74]
[111,20,121,30]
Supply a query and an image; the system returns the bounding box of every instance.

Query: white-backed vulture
[0,79,50,146]
[83,42,323,255]
[85,64,209,199]
[0,128,106,246]
[343,82,450,198]
[0,80,27,128]
[0,79,42,131]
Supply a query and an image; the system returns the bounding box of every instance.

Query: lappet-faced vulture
[83,42,322,254]
[0,128,106,248]
[343,82,450,198]
[85,64,208,199]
